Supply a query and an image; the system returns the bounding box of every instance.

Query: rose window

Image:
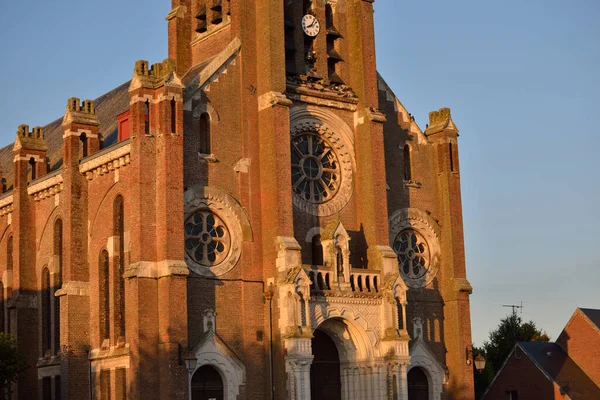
[393,230,429,279]
[185,211,230,267]
[291,133,340,204]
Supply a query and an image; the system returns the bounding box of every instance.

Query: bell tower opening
[310,329,342,400]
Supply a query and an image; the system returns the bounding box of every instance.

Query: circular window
[290,121,354,216]
[291,133,341,204]
[393,229,430,279]
[185,210,230,267]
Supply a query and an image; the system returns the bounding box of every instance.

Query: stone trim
[258,91,293,111]
[27,171,63,202]
[79,141,131,181]
[388,208,442,289]
[165,5,186,21]
[90,348,130,371]
[55,281,89,297]
[287,92,358,112]
[36,362,61,379]
[124,259,189,279]
[0,193,13,216]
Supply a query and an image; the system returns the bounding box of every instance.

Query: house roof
[579,308,600,331]
[0,81,130,190]
[519,342,600,399]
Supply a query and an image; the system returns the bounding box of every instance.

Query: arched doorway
[310,329,342,400]
[192,365,224,400]
[408,367,429,400]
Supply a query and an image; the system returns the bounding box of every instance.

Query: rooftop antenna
[503,302,523,349]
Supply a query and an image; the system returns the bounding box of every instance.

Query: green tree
[0,333,28,400]
[473,314,550,399]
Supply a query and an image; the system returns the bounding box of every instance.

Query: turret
[425,107,474,397]
[13,124,48,187]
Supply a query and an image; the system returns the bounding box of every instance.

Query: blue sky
[0,1,598,346]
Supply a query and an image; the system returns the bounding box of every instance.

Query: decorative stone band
[62,129,98,139]
[129,92,183,105]
[27,171,63,202]
[89,350,130,371]
[55,281,90,297]
[286,91,358,112]
[14,154,44,162]
[79,141,131,181]
[124,259,189,279]
[0,193,13,216]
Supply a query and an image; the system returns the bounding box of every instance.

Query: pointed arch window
[403,145,412,181]
[41,268,51,356]
[199,112,211,155]
[29,157,37,181]
[99,249,110,340]
[113,195,126,340]
[80,133,88,159]
[7,235,13,271]
[53,219,63,354]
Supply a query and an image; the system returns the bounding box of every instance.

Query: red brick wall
[482,349,559,400]
[556,311,600,386]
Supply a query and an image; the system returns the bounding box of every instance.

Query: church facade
[0,1,475,399]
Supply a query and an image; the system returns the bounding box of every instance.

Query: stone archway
[192,365,224,400]
[310,329,342,400]
[407,367,429,400]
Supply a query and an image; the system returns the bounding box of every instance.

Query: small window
[144,99,150,135]
[28,157,36,181]
[506,390,519,400]
[449,142,455,172]
[80,133,88,158]
[403,145,412,181]
[311,235,323,266]
[199,113,211,155]
[170,97,177,133]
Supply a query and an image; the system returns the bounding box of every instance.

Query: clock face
[301,14,320,37]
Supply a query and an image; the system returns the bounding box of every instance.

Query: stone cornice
[27,170,63,201]
[79,140,131,180]
[0,192,13,216]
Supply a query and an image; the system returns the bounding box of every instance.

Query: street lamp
[184,353,198,376]
[474,354,486,373]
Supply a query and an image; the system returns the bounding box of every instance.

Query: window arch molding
[388,208,441,288]
[289,106,356,217]
[193,102,220,122]
[184,185,252,277]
